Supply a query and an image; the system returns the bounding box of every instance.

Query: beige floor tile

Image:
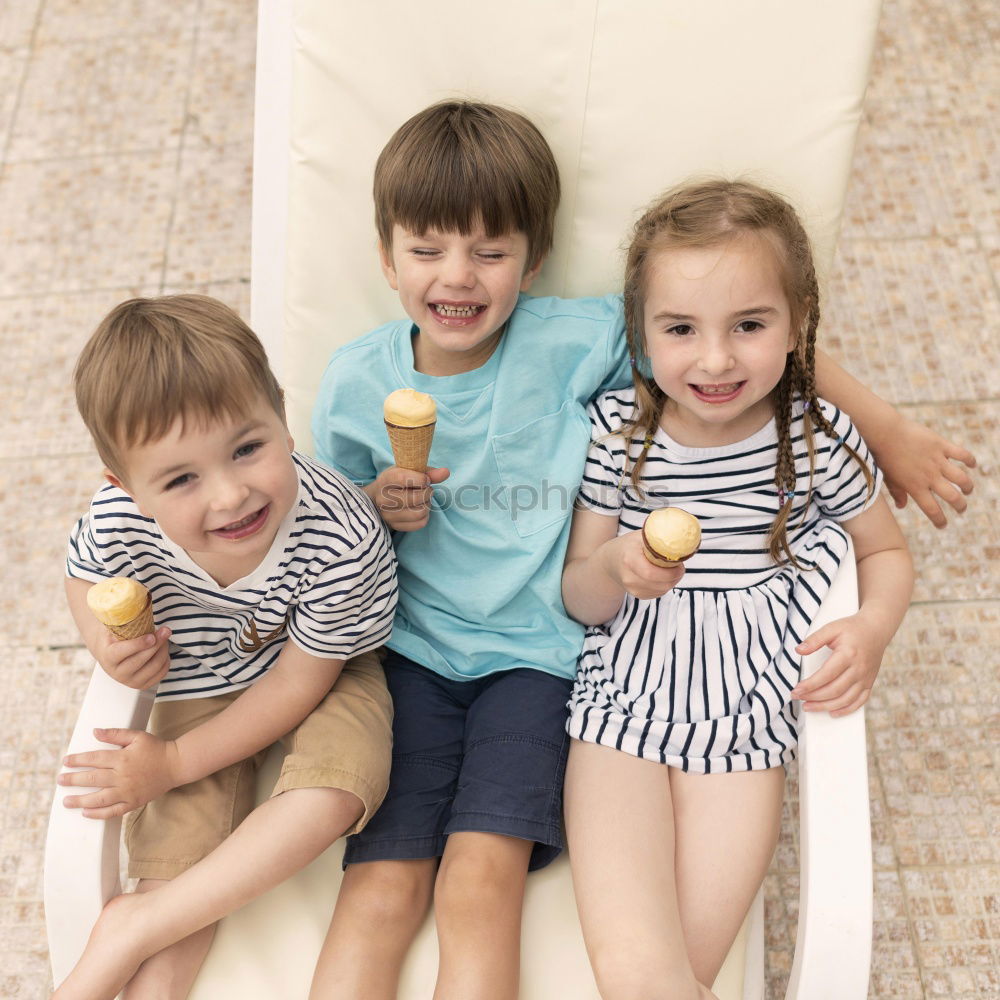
[841,94,999,240]
[983,231,1000,290]
[34,0,197,45]
[6,34,192,161]
[824,237,999,405]
[0,46,28,151]
[0,644,93,1000]
[162,140,252,287]
[866,0,997,104]
[0,153,177,295]
[0,289,158,460]
[863,0,914,107]
[186,10,257,150]
[0,1,42,51]
[903,864,1000,997]
[907,0,998,87]
[870,603,999,867]
[0,454,106,648]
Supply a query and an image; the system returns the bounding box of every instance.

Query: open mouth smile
[690,381,745,403]
[211,505,270,540]
[430,302,487,325]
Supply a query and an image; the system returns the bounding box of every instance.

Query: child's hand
[96,625,172,690]
[791,614,887,717]
[58,729,181,820]
[874,413,976,528]
[368,465,450,531]
[602,531,685,600]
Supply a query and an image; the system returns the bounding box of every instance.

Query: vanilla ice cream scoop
[384,389,437,471]
[641,508,701,567]
[383,389,436,428]
[86,577,155,639]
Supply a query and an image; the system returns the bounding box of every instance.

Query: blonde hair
[621,179,873,567]
[374,100,560,269]
[74,295,284,479]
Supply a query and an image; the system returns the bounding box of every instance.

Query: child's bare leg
[52,787,362,1000]
[432,831,533,1000]
[564,739,714,1000]
[121,881,216,1000]
[308,858,436,1000]
[671,766,785,986]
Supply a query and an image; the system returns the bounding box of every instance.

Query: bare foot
[51,892,154,1000]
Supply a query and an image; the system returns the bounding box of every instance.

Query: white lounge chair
[45,1,882,996]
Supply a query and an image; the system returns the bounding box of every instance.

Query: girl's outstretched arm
[815,349,976,528]
[561,505,684,626]
[791,495,914,715]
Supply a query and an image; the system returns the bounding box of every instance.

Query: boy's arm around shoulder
[59,638,344,819]
[791,495,913,716]
[815,348,976,527]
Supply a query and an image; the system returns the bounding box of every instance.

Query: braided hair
[620,179,873,567]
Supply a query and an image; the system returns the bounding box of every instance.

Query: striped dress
[67,452,398,701]
[566,389,881,773]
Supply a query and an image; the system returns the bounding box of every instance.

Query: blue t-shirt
[312,293,629,681]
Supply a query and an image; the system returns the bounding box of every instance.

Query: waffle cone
[106,596,155,640]
[641,532,684,568]
[385,419,435,472]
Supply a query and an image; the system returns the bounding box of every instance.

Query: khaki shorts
[125,648,392,881]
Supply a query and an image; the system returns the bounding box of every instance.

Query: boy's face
[380,224,542,376]
[107,396,298,586]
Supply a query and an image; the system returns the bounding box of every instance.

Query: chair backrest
[252,0,882,452]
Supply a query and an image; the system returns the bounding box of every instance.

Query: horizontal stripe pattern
[68,453,397,700]
[567,390,881,773]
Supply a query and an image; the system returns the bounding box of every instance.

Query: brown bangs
[75,295,284,478]
[374,101,559,267]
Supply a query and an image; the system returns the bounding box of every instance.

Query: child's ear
[520,253,546,292]
[104,469,127,492]
[104,470,148,516]
[378,241,399,291]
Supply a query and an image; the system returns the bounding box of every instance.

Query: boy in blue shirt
[311,101,976,998]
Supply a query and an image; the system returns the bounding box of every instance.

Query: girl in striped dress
[561,181,914,1000]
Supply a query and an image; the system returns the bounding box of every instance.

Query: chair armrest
[44,665,155,988]
[785,535,872,999]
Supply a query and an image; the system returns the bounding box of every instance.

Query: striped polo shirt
[67,452,397,700]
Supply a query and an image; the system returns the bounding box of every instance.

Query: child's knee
[433,844,526,924]
[590,947,702,1000]
[344,860,435,927]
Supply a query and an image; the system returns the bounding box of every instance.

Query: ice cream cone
[383,389,437,472]
[384,420,436,471]
[86,577,155,640]
[641,507,701,567]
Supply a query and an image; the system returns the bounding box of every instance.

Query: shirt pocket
[491,401,591,539]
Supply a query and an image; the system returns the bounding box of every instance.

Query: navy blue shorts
[343,650,573,872]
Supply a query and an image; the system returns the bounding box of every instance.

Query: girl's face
[642,235,796,447]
